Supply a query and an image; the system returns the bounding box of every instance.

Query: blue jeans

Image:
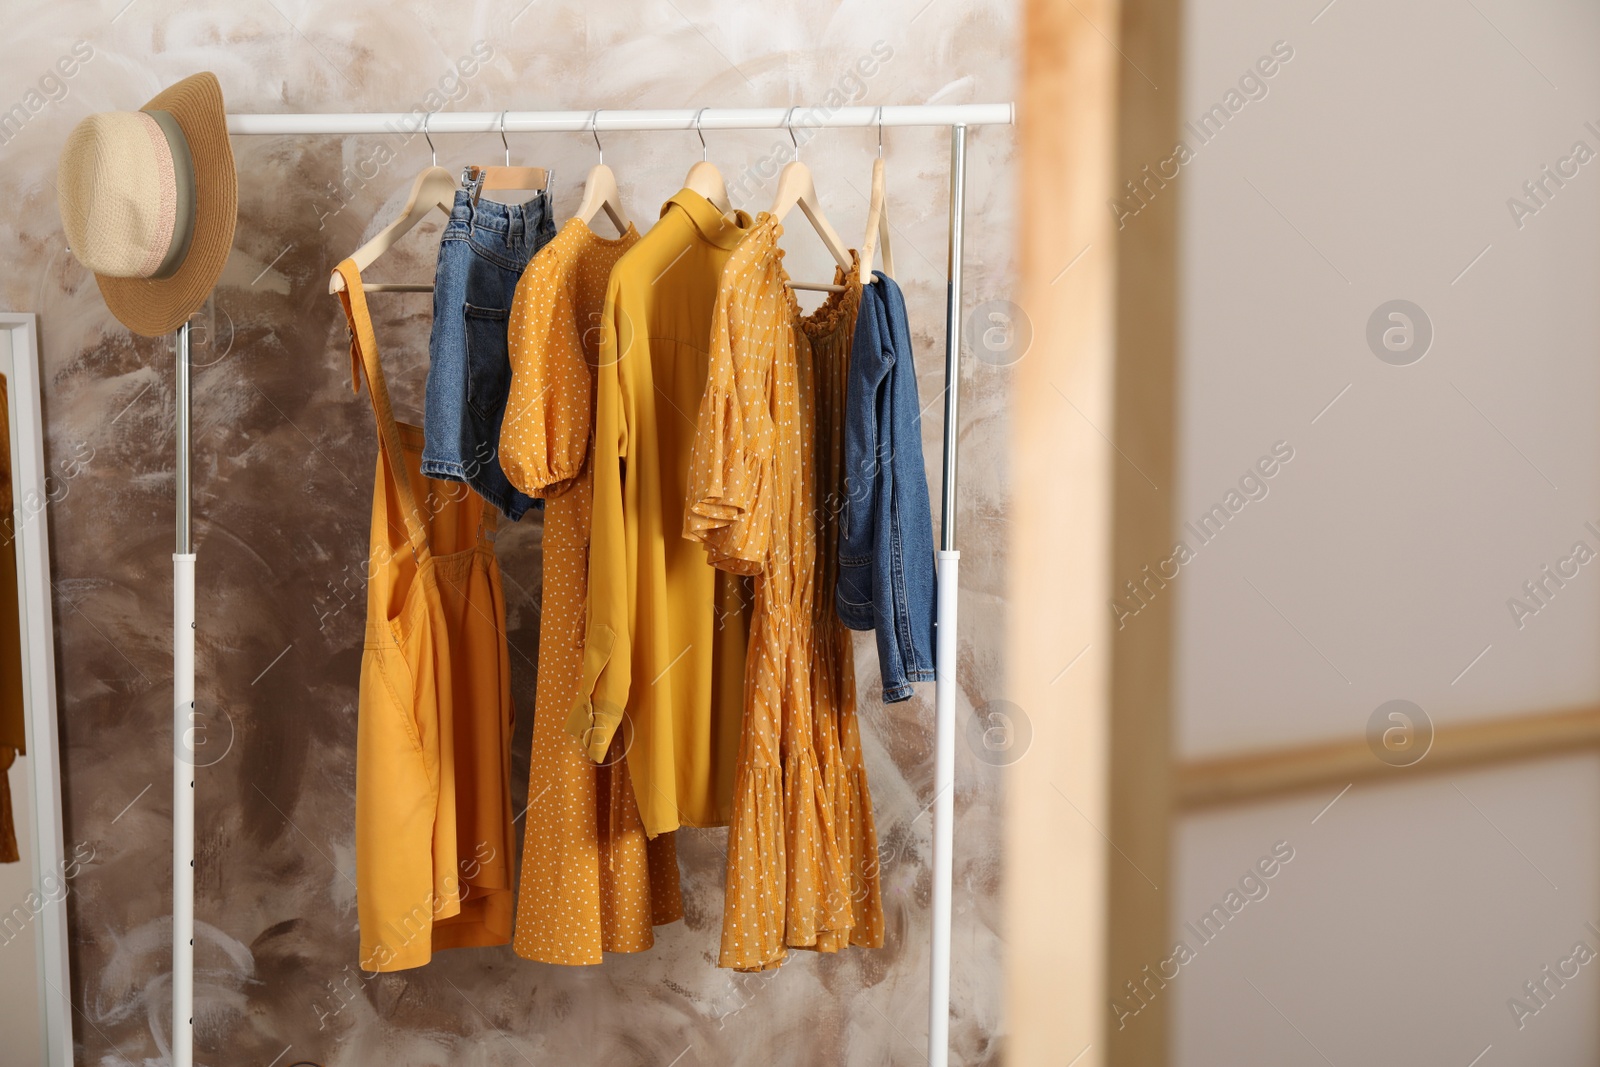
[422,190,554,520]
[836,271,937,703]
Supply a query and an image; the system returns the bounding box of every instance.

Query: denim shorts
[422,189,555,520]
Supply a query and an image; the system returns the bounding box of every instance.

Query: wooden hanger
[771,109,853,294]
[573,110,630,235]
[860,113,895,286]
[329,114,456,294]
[682,108,730,212]
[462,112,549,206]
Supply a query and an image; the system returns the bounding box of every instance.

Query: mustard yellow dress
[500,218,684,964]
[337,261,516,972]
[684,216,885,970]
[567,190,754,838]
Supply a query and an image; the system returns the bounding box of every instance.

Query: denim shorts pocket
[464,302,511,422]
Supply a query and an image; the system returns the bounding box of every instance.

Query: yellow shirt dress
[567,190,754,838]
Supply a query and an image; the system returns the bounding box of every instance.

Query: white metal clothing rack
[169,102,1011,1067]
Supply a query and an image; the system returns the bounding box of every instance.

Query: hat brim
[95,73,237,338]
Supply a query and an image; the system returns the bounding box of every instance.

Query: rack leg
[929,550,961,1065]
[928,122,967,1067]
[173,322,195,1067]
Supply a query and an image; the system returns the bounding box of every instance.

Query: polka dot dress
[500,217,683,964]
[684,216,886,971]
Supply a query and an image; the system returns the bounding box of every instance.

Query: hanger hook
[786,105,801,157]
[590,109,603,165]
[423,111,436,167]
[694,107,709,162]
[876,106,885,158]
[500,110,510,166]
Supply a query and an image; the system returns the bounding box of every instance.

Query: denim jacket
[836,271,937,702]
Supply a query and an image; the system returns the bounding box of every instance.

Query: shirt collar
[663,188,753,250]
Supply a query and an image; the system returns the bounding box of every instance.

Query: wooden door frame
[1008,0,1180,1063]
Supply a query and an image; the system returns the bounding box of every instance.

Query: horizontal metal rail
[225,103,1014,136]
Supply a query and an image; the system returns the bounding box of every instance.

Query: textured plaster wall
[0,2,1016,1064]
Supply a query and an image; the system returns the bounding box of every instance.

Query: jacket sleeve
[835,287,890,630]
[565,275,635,761]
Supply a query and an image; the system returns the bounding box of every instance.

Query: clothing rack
[175,102,1012,1067]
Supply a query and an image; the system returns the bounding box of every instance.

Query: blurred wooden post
[1105,0,1181,1064]
[1010,0,1180,1064]
[1008,0,1123,1064]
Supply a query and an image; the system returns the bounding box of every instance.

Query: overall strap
[333,259,431,563]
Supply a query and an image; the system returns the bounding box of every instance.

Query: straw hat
[57,73,237,337]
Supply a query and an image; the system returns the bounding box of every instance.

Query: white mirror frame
[0,312,72,1066]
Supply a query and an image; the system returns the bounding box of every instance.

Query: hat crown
[59,110,182,278]
[55,71,236,338]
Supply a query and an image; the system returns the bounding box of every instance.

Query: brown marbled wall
[0,1,1016,1063]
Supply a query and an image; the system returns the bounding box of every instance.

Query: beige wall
[0,2,1016,1063]
[1170,0,1600,1062]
